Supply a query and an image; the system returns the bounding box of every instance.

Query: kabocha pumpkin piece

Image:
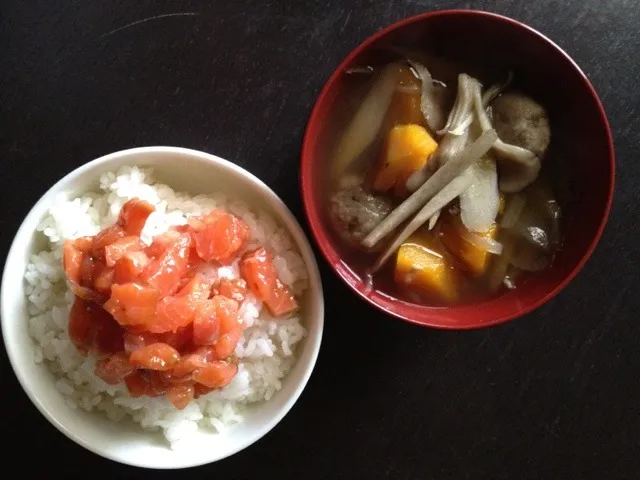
[394,233,460,303]
[373,124,438,196]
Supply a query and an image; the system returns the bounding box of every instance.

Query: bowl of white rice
[1,146,324,468]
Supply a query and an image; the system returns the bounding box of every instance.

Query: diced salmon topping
[193,300,221,346]
[192,212,249,263]
[68,296,123,355]
[62,199,298,409]
[155,325,192,353]
[124,371,150,397]
[105,236,143,267]
[68,297,95,355]
[140,233,191,296]
[93,265,115,297]
[104,282,161,328]
[152,274,211,333]
[95,353,134,385]
[80,252,97,287]
[240,247,298,317]
[213,326,242,359]
[91,225,125,259]
[70,283,107,305]
[114,251,150,284]
[194,382,216,398]
[129,343,181,371]
[192,295,240,349]
[192,361,238,389]
[117,198,155,236]
[92,306,125,355]
[126,370,173,397]
[63,240,87,286]
[166,383,195,410]
[214,278,248,303]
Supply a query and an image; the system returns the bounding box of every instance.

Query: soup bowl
[300,10,614,329]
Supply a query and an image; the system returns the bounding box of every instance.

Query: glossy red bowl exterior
[300,10,615,329]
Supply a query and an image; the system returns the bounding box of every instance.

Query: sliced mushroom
[471,82,541,193]
[405,73,479,232]
[407,60,450,134]
[491,142,541,193]
[405,129,469,192]
[438,74,477,136]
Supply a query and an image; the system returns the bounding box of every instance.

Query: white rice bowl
[25,164,310,449]
[0,146,324,469]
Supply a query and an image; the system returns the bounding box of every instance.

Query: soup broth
[324,48,564,306]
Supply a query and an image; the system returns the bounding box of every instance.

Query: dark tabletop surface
[2,0,639,478]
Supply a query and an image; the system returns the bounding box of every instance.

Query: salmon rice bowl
[24,165,309,449]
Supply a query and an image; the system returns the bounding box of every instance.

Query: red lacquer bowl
[300,10,615,329]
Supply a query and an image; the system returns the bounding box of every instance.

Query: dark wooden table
[2,1,638,478]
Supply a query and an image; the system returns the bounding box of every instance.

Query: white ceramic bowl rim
[1,146,324,469]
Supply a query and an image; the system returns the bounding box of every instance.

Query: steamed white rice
[24,166,308,448]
